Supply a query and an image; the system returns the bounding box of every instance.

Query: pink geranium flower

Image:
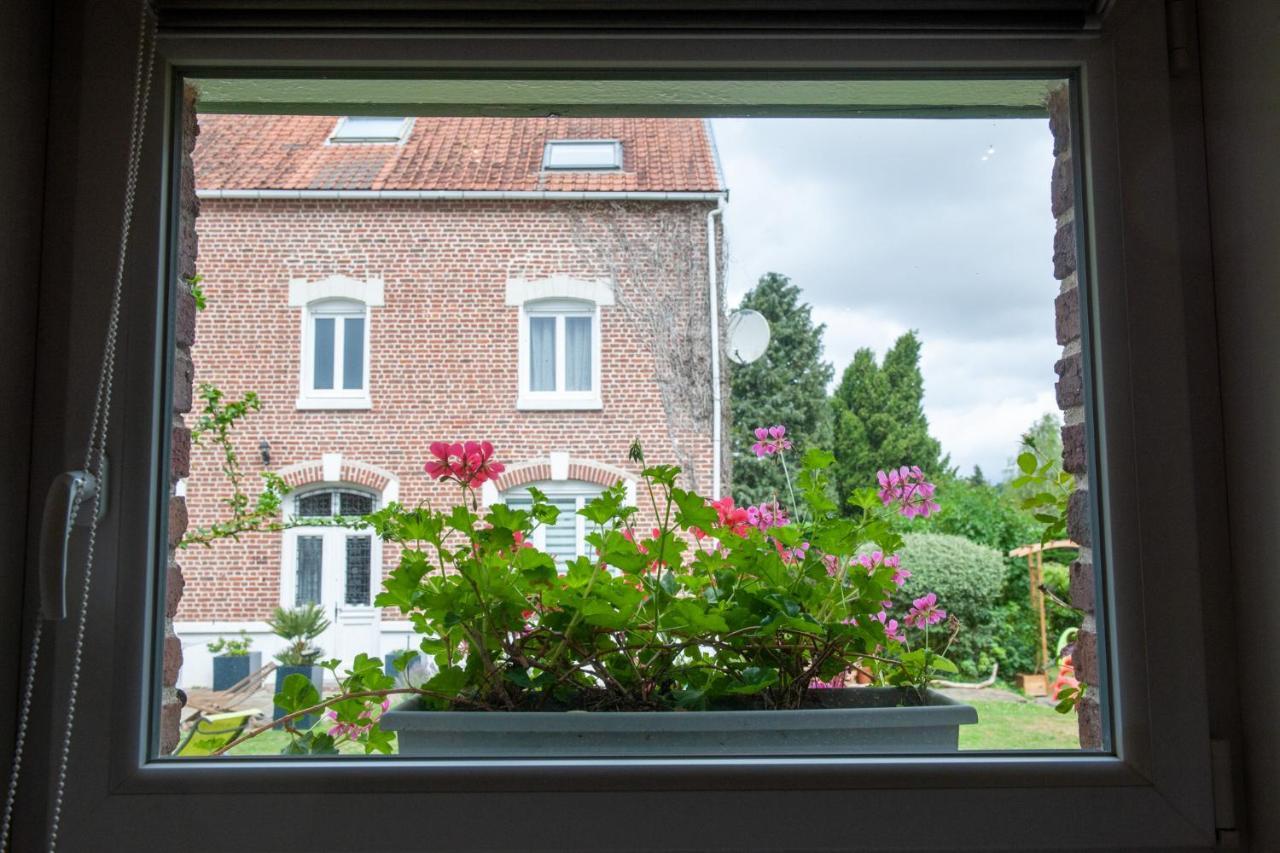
[875,465,940,519]
[904,592,947,629]
[425,440,506,488]
[873,610,907,644]
[751,424,793,457]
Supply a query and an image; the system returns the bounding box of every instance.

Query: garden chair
[183,661,276,714]
[173,709,261,757]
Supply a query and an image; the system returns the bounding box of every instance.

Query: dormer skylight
[329,116,413,144]
[543,140,623,171]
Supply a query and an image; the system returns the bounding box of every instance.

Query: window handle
[38,469,102,621]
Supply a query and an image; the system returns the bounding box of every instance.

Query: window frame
[503,480,606,563]
[327,115,413,144]
[16,6,1227,850]
[517,297,602,410]
[288,275,384,410]
[299,298,369,406]
[542,138,623,171]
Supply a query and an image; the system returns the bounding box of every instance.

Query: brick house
[175,114,729,687]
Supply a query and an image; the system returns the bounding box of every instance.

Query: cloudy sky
[711,117,1060,480]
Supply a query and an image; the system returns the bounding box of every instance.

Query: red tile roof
[194,115,723,193]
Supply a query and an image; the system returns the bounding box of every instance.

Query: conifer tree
[729,272,834,506]
[830,331,943,511]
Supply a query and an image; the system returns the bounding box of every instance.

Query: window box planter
[211,651,262,692]
[273,664,325,729]
[382,687,976,758]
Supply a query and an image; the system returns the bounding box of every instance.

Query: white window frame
[327,115,414,144]
[516,298,601,410]
[542,139,623,170]
[289,276,384,410]
[18,9,1233,852]
[503,480,605,564]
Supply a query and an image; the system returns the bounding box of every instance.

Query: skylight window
[543,139,623,170]
[329,116,412,143]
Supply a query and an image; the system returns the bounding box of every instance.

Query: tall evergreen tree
[830,331,943,510]
[729,272,834,506]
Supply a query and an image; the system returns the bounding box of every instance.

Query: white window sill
[517,394,603,411]
[295,395,372,411]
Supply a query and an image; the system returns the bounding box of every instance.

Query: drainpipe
[707,201,725,498]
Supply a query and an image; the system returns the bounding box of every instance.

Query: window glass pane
[295,536,323,605]
[339,492,374,517]
[543,498,581,560]
[544,141,620,169]
[565,316,592,391]
[530,316,556,391]
[173,86,1102,760]
[342,316,364,390]
[313,316,335,390]
[296,491,333,518]
[345,536,372,606]
[332,116,407,141]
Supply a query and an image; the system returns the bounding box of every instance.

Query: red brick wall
[1047,86,1101,750]
[162,85,200,753]
[178,198,722,621]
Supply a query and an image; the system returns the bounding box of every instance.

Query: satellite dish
[727,309,771,365]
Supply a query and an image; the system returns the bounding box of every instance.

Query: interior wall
[0,0,52,774]
[1198,0,1280,848]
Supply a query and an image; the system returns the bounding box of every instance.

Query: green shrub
[894,532,1005,677]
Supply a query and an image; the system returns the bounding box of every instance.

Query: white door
[287,488,382,672]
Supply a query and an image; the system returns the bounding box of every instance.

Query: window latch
[38,467,104,621]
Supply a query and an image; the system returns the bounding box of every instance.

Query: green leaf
[274,673,320,715]
[363,726,396,755]
[1017,452,1038,474]
[423,666,469,698]
[803,448,835,470]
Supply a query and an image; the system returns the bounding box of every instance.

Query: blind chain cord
[1,3,156,850]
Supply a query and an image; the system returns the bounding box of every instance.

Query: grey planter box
[211,651,262,692]
[382,688,977,758]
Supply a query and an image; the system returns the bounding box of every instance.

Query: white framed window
[503,480,605,564]
[299,299,370,407]
[328,115,413,144]
[516,298,603,410]
[289,276,384,410]
[543,139,622,170]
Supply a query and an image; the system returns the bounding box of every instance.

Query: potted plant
[224,433,975,758]
[206,630,260,691]
[266,603,330,729]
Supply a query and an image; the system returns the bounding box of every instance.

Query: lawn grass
[959,698,1079,750]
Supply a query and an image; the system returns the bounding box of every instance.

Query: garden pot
[273,664,324,728]
[382,687,977,758]
[211,651,262,692]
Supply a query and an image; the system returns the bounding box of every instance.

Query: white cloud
[716,116,1062,478]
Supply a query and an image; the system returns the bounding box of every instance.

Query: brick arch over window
[276,457,399,501]
[493,457,636,493]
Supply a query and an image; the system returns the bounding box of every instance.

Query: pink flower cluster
[904,592,947,629]
[326,697,391,740]
[425,441,506,488]
[856,551,912,587]
[745,501,788,533]
[751,425,793,457]
[876,466,940,519]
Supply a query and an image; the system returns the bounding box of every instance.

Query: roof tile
[195,114,722,193]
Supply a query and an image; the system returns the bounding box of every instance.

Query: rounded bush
[894,532,1006,675]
